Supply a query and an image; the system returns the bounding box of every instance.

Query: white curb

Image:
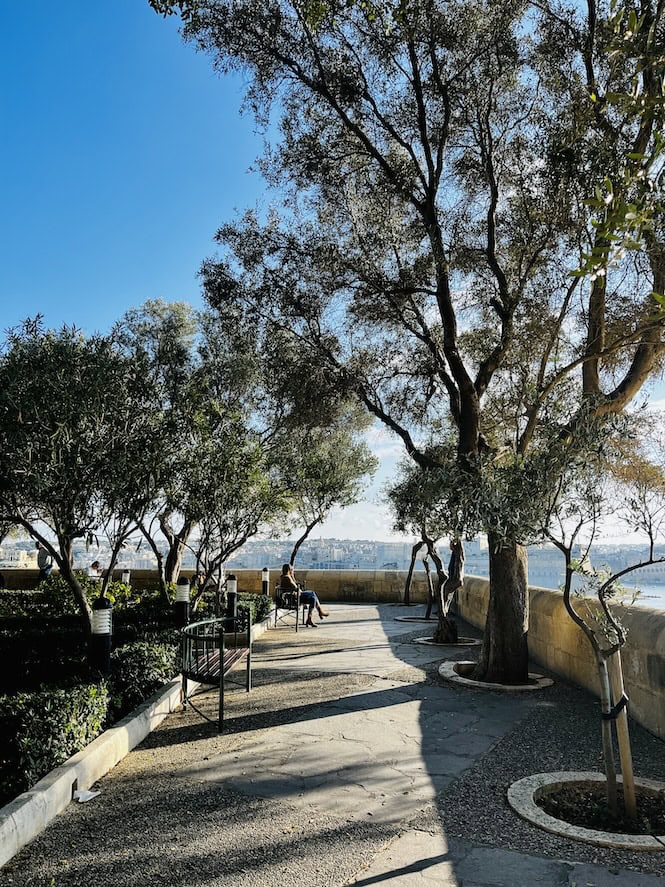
[0,674,188,868]
[438,660,554,691]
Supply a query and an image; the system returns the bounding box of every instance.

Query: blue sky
[0,0,400,540]
[0,1,265,335]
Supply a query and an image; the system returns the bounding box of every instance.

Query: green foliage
[240,592,272,623]
[276,413,378,549]
[32,573,142,615]
[0,683,109,805]
[0,590,47,618]
[109,641,179,719]
[574,1,665,287]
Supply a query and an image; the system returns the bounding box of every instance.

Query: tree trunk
[404,541,421,606]
[164,539,186,585]
[160,515,194,586]
[60,548,93,638]
[289,518,321,567]
[434,604,459,643]
[423,558,435,619]
[473,538,529,683]
[428,544,459,643]
[138,522,169,602]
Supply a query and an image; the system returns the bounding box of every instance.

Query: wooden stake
[608,651,637,820]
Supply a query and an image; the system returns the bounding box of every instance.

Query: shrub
[238,592,272,624]
[109,641,179,719]
[0,590,49,618]
[0,683,109,806]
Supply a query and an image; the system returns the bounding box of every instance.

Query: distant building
[0,547,36,568]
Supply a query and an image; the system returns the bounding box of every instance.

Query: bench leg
[218,670,224,732]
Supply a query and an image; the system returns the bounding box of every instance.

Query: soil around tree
[538,785,665,836]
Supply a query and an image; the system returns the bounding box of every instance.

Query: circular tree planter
[414,636,482,647]
[438,660,553,691]
[508,772,665,850]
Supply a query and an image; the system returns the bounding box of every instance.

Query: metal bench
[181,606,252,731]
[273,584,309,631]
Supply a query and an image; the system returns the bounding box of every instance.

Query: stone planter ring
[508,771,665,850]
[439,660,553,691]
[413,636,482,647]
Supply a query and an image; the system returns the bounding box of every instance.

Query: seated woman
[279,563,329,627]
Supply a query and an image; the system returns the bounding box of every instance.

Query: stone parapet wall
[456,575,665,741]
[234,568,431,603]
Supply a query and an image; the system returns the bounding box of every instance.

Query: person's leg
[312,593,328,619]
[301,591,316,626]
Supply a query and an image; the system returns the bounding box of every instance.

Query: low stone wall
[457,575,665,741]
[233,568,431,604]
[0,567,432,599]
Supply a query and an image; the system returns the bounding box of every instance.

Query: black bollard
[226,574,238,624]
[175,577,190,627]
[90,597,113,675]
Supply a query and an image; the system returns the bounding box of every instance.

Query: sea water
[624,583,665,610]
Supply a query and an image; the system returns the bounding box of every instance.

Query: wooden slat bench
[181,608,252,731]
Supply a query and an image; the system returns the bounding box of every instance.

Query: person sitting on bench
[279,563,329,627]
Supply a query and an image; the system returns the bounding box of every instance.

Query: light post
[261,566,269,597]
[90,597,113,675]
[226,573,238,621]
[121,569,131,585]
[175,575,190,627]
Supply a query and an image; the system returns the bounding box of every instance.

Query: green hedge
[0,590,273,806]
[0,590,49,618]
[109,640,180,720]
[0,683,109,806]
[239,593,272,624]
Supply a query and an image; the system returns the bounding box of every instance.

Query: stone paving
[1,603,664,886]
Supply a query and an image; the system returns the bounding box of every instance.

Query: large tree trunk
[473,538,529,683]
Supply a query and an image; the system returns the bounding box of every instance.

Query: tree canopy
[159,0,664,681]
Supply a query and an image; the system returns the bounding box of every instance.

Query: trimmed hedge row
[0,638,181,807]
[0,682,109,805]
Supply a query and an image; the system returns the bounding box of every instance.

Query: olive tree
[0,321,156,635]
[154,0,664,682]
[542,433,665,821]
[276,415,378,566]
[113,299,201,593]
